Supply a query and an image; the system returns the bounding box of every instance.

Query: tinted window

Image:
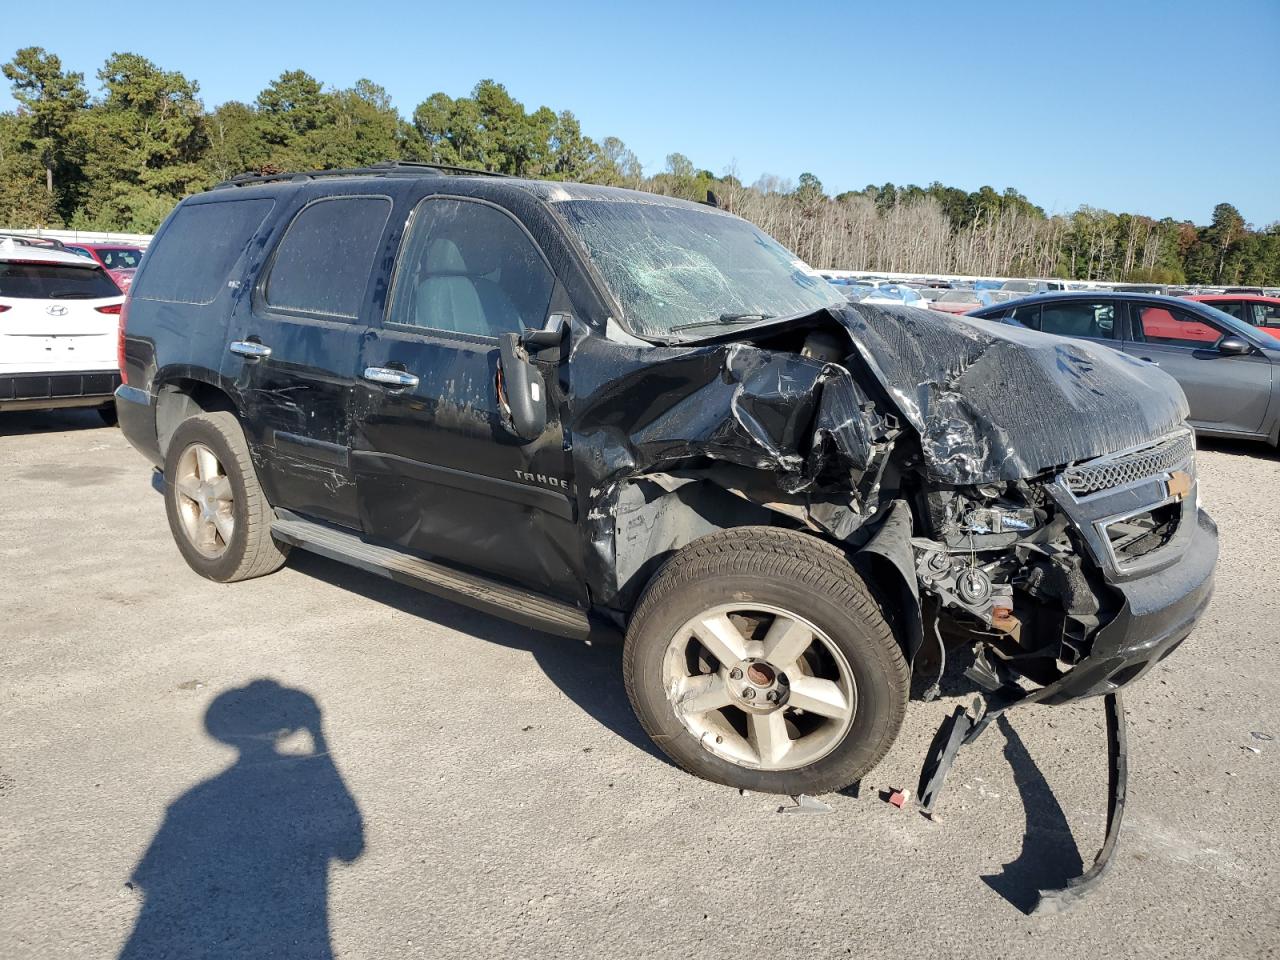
[135,198,275,305]
[388,198,554,337]
[1007,303,1040,328]
[1212,300,1244,320]
[264,196,391,319]
[0,262,120,299]
[1133,304,1222,347]
[1039,301,1115,339]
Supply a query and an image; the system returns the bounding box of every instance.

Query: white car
[0,239,125,423]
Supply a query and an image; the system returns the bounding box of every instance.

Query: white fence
[0,227,152,247]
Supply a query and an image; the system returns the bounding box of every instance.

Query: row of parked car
[0,234,144,421]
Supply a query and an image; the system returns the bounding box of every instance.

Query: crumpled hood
[834,302,1190,485]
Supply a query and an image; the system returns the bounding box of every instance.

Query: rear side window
[1213,300,1244,320]
[1007,304,1040,328]
[263,196,391,319]
[1039,301,1115,339]
[134,198,275,305]
[0,262,120,299]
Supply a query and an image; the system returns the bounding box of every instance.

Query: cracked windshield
[555,199,844,338]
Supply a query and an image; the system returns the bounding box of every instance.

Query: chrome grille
[1064,431,1194,496]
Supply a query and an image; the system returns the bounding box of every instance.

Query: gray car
[970,292,1280,448]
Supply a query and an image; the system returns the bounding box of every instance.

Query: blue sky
[4,0,1278,225]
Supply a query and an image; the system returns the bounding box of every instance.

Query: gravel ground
[1,409,1277,959]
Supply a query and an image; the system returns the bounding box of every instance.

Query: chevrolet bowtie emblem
[1167,470,1192,500]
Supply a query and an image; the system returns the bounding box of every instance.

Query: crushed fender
[567,331,895,605]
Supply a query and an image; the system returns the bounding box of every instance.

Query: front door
[224,193,392,529]
[1123,301,1273,434]
[352,196,583,601]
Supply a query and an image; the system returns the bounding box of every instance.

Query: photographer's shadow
[120,679,364,960]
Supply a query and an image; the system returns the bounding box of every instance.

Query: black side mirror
[1217,335,1252,356]
[498,333,547,441]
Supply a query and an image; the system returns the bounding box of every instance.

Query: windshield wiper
[670,312,776,333]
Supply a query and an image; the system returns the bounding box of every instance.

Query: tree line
[2,46,1277,286]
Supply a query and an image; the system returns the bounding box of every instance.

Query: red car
[64,243,145,292]
[1185,294,1280,340]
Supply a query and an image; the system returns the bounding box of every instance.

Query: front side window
[264,196,391,319]
[1132,304,1222,347]
[387,198,554,337]
[554,199,843,338]
[1038,301,1116,339]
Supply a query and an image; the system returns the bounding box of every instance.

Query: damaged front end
[572,296,1216,910]
[911,425,1213,704]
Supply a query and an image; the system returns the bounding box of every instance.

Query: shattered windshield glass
[554,199,844,338]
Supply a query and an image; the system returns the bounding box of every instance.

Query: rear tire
[97,403,118,427]
[624,527,909,795]
[163,411,289,583]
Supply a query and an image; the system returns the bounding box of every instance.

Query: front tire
[163,411,289,583]
[624,527,909,795]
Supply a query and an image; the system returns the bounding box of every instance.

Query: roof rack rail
[0,232,67,250]
[215,160,510,189]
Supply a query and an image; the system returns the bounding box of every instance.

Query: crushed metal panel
[835,303,1190,484]
[566,333,885,605]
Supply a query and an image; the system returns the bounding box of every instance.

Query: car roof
[0,239,106,267]
[68,241,143,250]
[212,162,717,214]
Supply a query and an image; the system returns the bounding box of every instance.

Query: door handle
[363,366,420,389]
[1139,357,1159,366]
[229,340,272,359]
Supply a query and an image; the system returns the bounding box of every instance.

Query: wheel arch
[611,478,924,666]
[155,375,239,459]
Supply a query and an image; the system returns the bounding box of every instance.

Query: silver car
[969,292,1280,448]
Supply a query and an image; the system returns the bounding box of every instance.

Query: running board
[271,514,598,641]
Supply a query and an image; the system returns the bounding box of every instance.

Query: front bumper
[1035,507,1217,705]
[0,370,120,411]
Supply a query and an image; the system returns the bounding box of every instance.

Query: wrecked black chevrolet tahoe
[116,164,1217,808]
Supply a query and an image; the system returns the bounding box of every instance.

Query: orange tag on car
[1167,470,1192,501]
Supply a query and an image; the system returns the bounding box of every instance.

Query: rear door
[224,193,392,530]
[0,259,121,374]
[1122,301,1272,433]
[352,195,583,600]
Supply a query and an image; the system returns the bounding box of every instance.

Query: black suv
[116,163,1217,798]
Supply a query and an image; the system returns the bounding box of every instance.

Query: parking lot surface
[2,409,1277,959]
